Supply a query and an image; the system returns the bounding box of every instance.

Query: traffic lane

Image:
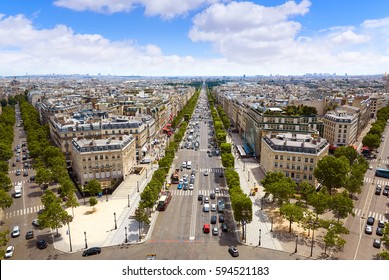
[54,239,299,260]
[354,232,383,260]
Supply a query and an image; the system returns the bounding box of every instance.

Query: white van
[14,183,22,198]
[186,161,192,169]
[182,161,187,168]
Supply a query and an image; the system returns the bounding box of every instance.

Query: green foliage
[0,172,12,192]
[308,191,330,218]
[362,133,381,150]
[220,143,231,154]
[0,189,13,210]
[84,179,102,197]
[334,146,358,166]
[231,194,252,223]
[329,191,354,221]
[39,190,70,233]
[260,172,296,206]
[279,203,305,232]
[298,181,316,207]
[314,155,350,194]
[221,153,234,168]
[89,197,98,207]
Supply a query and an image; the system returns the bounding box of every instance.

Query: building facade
[71,135,136,188]
[260,133,329,186]
[323,110,358,147]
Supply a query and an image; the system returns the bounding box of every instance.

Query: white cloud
[330,30,370,44]
[53,0,220,19]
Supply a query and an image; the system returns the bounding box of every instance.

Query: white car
[215,187,220,193]
[4,246,14,258]
[369,165,373,170]
[203,171,209,176]
[11,226,20,237]
[189,184,194,190]
[211,204,217,212]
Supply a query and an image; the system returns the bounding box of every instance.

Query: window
[292,156,296,161]
[298,157,301,162]
[292,164,295,170]
[309,166,314,171]
[275,155,278,160]
[95,156,98,160]
[286,163,290,169]
[279,163,283,168]
[305,158,308,163]
[308,174,313,180]
[280,155,283,160]
[287,156,290,161]
[297,165,300,170]
[304,165,308,171]
[100,155,103,160]
[285,172,289,177]
[274,162,278,168]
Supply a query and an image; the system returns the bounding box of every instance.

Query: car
[37,239,47,249]
[203,203,210,212]
[367,216,375,226]
[189,178,195,184]
[378,220,385,228]
[365,225,373,234]
[376,227,384,236]
[373,239,381,248]
[219,215,225,223]
[210,192,216,199]
[16,157,20,162]
[189,184,194,190]
[215,187,220,193]
[228,246,239,257]
[211,216,217,224]
[203,224,210,233]
[15,169,21,176]
[383,185,389,196]
[198,194,203,201]
[12,162,16,167]
[30,175,36,182]
[375,185,382,195]
[25,230,34,239]
[208,153,212,157]
[23,171,28,177]
[4,246,15,258]
[23,162,28,168]
[369,165,373,170]
[11,226,20,237]
[32,219,40,227]
[204,197,209,203]
[203,171,209,176]
[221,223,228,232]
[212,227,219,236]
[82,247,101,256]
[211,204,217,212]
[37,208,44,214]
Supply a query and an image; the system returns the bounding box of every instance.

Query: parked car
[365,225,373,234]
[373,239,381,248]
[375,185,382,195]
[82,247,101,256]
[4,246,14,258]
[367,216,375,226]
[219,215,225,223]
[376,227,384,236]
[30,175,36,182]
[36,239,47,249]
[25,230,34,240]
[15,169,21,176]
[11,226,20,237]
[228,246,239,257]
[378,220,385,228]
[210,192,216,199]
[212,227,219,236]
[211,204,217,212]
[383,185,389,196]
[221,223,228,232]
[32,219,40,227]
[198,194,203,201]
[211,216,217,224]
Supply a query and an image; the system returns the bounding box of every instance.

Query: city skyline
[1,0,389,76]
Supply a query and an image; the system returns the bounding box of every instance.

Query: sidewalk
[227,132,330,259]
[53,162,161,253]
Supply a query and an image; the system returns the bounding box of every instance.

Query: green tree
[334,146,358,166]
[329,191,354,222]
[308,191,330,219]
[279,203,305,233]
[314,155,350,195]
[344,163,365,197]
[84,179,102,197]
[220,143,232,154]
[261,172,295,206]
[35,167,52,188]
[322,220,349,255]
[0,172,12,192]
[64,192,79,217]
[89,197,98,207]
[0,189,13,210]
[362,133,380,150]
[0,142,12,161]
[134,206,150,240]
[39,190,70,236]
[298,181,316,207]
[0,161,9,173]
[221,153,234,168]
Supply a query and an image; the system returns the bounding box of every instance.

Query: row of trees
[0,105,16,258]
[135,88,200,228]
[207,88,252,226]
[362,106,389,150]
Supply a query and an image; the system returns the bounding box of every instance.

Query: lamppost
[125,227,128,243]
[248,171,250,181]
[137,181,139,192]
[84,231,88,249]
[310,221,318,257]
[241,210,250,242]
[243,161,246,171]
[114,212,117,230]
[270,218,273,232]
[258,229,261,246]
[67,222,72,252]
[105,188,108,202]
[82,186,86,205]
[128,195,130,207]
[294,234,298,253]
[261,196,264,210]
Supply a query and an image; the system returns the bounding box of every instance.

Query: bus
[157,191,172,211]
[375,168,389,179]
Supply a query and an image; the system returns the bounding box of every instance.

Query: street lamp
[105,188,108,202]
[114,212,117,230]
[84,231,88,249]
[310,221,317,257]
[248,171,250,181]
[67,222,72,252]
[128,195,130,207]
[294,234,298,253]
[258,229,261,246]
[125,227,128,243]
[270,218,273,232]
[137,181,139,192]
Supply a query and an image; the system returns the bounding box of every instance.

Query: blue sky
[1,0,389,76]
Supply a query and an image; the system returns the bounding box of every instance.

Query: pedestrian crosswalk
[198,168,224,174]
[170,189,229,197]
[363,177,389,185]
[353,208,388,222]
[369,159,389,165]
[4,205,44,220]
[12,180,29,186]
